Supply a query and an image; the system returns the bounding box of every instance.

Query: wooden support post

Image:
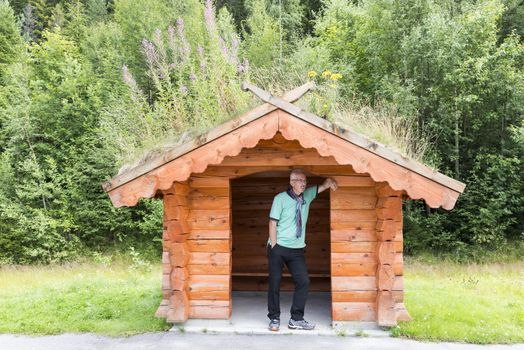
[155,181,190,323]
[374,182,411,326]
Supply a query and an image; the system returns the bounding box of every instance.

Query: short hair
[290,168,306,179]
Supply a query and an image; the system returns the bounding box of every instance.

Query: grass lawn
[392,258,524,344]
[0,261,170,336]
[0,258,523,342]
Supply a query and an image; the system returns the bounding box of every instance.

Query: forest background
[0,0,523,265]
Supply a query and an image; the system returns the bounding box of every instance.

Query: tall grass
[0,259,169,336]
[393,257,524,344]
[330,101,431,165]
[1,257,522,342]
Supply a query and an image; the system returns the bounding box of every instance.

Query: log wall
[374,183,412,325]
[185,176,232,319]
[155,182,191,323]
[330,175,383,321]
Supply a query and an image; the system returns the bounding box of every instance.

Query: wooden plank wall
[184,176,232,319]
[330,175,388,322]
[231,175,330,291]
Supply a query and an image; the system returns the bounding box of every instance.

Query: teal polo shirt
[268,185,318,249]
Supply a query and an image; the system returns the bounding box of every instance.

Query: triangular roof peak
[102,82,465,209]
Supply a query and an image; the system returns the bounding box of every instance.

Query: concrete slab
[170,291,390,337]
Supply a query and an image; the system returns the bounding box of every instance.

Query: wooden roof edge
[242,82,466,195]
[101,81,316,193]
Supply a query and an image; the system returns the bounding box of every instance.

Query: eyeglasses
[291,179,307,184]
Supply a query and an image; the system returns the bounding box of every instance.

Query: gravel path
[1,332,523,350]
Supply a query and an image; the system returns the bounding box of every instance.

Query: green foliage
[241,0,281,68]
[314,0,524,252]
[0,0,523,264]
[102,0,252,167]
[455,153,523,245]
[0,0,23,83]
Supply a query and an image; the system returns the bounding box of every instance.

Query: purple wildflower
[218,36,228,58]
[167,25,176,60]
[204,0,216,34]
[154,28,162,43]
[175,18,191,62]
[239,58,249,74]
[179,84,188,94]
[189,72,197,81]
[229,37,239,65]
[141,38,158,67]
[176,18,185,37]
[122,64,134,86]
[197,45,205,58]
[197,44,206,74]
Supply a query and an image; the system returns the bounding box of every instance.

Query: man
[267,168,338,331]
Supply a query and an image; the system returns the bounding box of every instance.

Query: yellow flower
[322,70,332,78]
[307,70,317,78]
[330,73,343,81]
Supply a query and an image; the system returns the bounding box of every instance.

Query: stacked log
[330,175,380,321]
[186,176,232,319]
[155,182,190,323]
[374,182,412,326]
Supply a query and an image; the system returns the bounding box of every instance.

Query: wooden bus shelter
[102,82,465,327]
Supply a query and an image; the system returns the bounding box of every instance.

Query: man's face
[290,173,307,195]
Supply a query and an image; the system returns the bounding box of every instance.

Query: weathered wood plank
[331,262,378,277]
[170,267,189,291]
[189,230,231,240]
[187,239,230,253]
[169,243,190,267]
[330,209,377,222]
[189,177,230,188]
[332,291,377,303]
[167,290,189,323]
[332,302,376,321]
[188,275,230,300]
[189,252,231,266]
[330,229,376,242]
[331,175,375,187]
[377,291,396,327]
[331,252,376,264]
[331,276,376,291]
[331,241,377,253]
[377,265,395,291]
[188,264,230,275]
[188,209,230,230]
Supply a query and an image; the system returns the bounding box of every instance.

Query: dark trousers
[267,243,310,321]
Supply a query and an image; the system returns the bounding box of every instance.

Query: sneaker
[268,318,280,331]
[288,318,315,330]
